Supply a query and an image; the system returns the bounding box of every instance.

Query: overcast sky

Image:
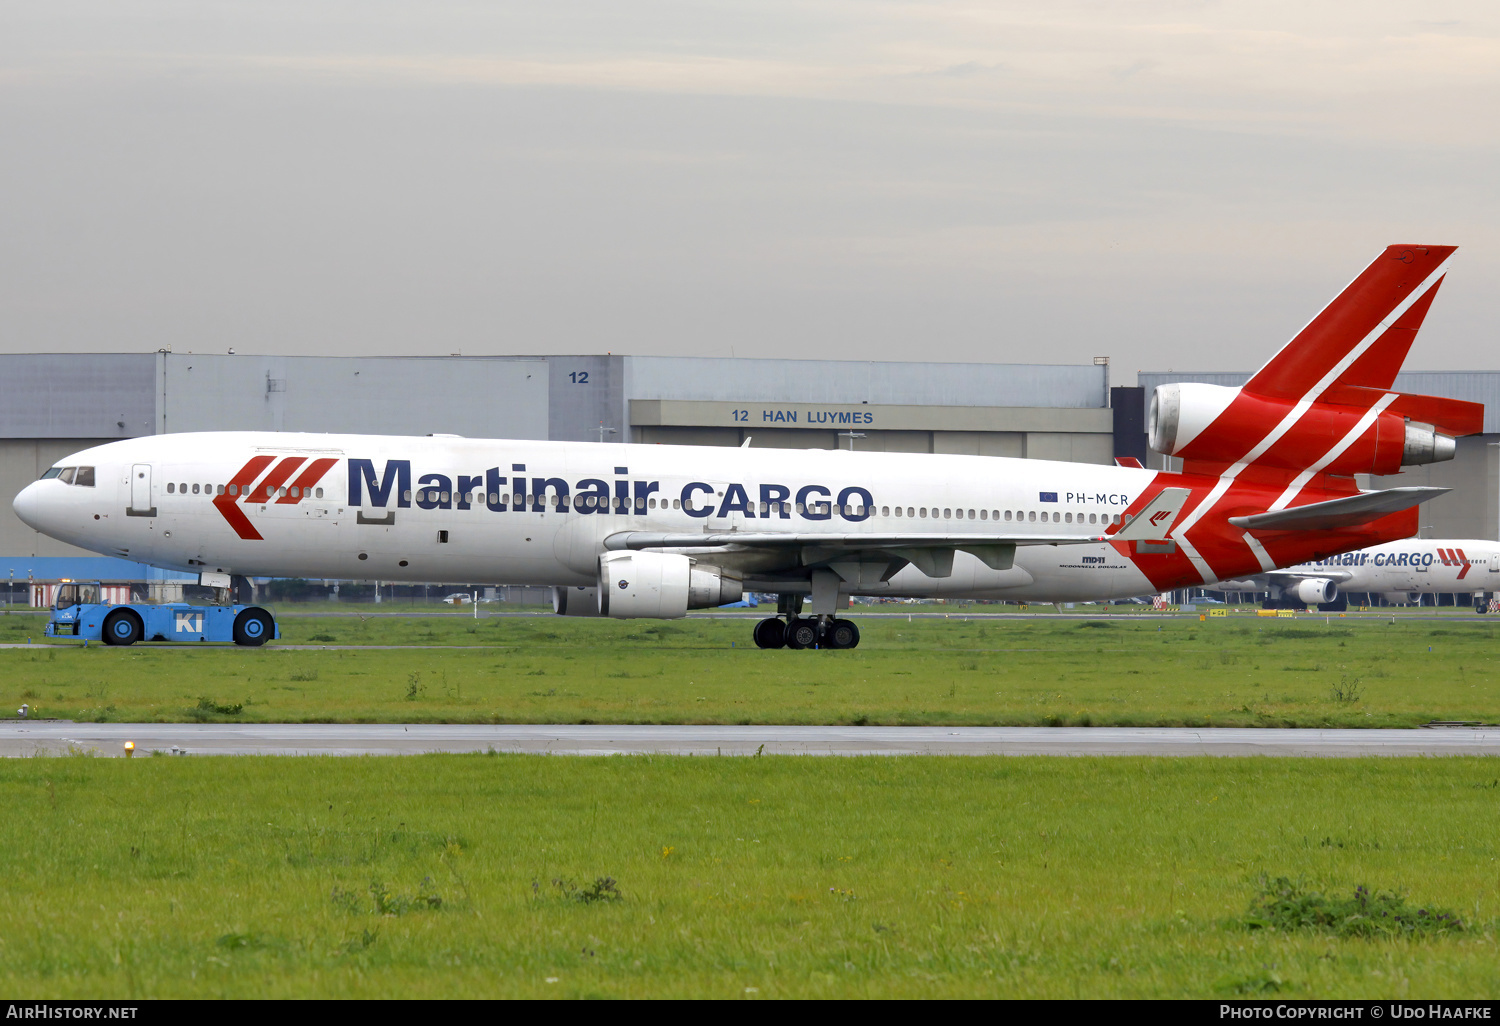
[2,2,1497,379]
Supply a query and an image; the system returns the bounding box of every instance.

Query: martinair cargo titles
[1209,538,1500,611]
[12,245,1483,649]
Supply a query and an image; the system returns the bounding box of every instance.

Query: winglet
[1113,456,1145,469]
[1113,487,1192,541]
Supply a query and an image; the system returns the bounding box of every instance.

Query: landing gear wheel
[825,618,860,650]
[784,617,819,650]
[233,607,274,647]
[753,617,787,649]
[102,610,142,646]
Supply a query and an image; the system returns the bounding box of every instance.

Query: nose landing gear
[752,614,861,650]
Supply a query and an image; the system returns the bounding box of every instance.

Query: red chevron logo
[212,456,337,540]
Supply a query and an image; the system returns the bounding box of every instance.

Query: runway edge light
[123,741,135,758]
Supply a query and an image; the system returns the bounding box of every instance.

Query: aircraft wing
[1263,568,1354,584]
[604,529,1104,577]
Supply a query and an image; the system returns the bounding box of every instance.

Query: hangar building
[1,352,1135,588]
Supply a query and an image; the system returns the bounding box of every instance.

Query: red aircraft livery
[1109,244,1481,592]
[212,456,337,540]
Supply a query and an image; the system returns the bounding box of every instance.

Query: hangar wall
[1,352,1117,582]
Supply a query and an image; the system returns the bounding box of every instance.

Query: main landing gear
[752,615,861,650]
[752,593,861,650]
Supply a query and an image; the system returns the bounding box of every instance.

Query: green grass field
[3,610,1498,727]
[0,753,1496,998]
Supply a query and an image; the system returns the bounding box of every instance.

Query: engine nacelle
[552,586,603,616]
[1148,383,1240,457]
[1148,383,1455,473]
[597,552,743,619]
[1402,421,1456,466]
[1381,591,1418,606]
[1288,578,1337,605]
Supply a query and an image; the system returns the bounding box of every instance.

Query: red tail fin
[1245,245,1455,400]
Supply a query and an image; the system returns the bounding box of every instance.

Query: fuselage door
[129,463,156,516]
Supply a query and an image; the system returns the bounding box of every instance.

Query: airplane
[1207,538,1500,612]
[12,245,1483,650]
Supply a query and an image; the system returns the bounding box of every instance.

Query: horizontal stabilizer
[1228,486,1448,532]
[1112,488,1191,541]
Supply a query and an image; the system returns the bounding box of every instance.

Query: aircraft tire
[102,610,142,646]
[753,617,786,649]
[784,617,818,650]
[825,618,860,650]
[233,607,274,647]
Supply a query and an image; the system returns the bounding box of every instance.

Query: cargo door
[128,464,155,517]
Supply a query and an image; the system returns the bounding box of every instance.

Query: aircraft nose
[12,481,48,532]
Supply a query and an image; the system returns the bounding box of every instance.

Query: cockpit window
[52,583,99,610]
[59,467,76,485]
[41,467,62,479]
[74,466,95,487]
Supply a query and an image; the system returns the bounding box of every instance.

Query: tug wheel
[102,610,142,646]
[233,607,274,647]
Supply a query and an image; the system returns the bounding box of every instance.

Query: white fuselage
[14,432,1165,602]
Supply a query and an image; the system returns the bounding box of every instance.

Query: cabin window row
[166,482,325,499]
[394,490,1121,525]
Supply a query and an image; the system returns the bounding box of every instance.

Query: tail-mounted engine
[1148,382,1471,474]
[596,551,742,618]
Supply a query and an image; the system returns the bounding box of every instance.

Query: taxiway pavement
[2,722,1497,758]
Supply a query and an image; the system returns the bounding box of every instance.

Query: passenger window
[1004,510,1012,521]
[403,489,413,502]
[894,507,902,517]
[192,483,200,494]
[882,506,889,516]
[181,483,188,494]
[1064,512,1071,523]
[1028,511,1036,522]
[672,499,681,510]
[648,498,656,509]
[315,487,323,499]
[60,468,76,485]
[167,482,175,493]
[75,467,95,487]
[216,484,224,495]
[278,486,288,497]
[919,508,927,518]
